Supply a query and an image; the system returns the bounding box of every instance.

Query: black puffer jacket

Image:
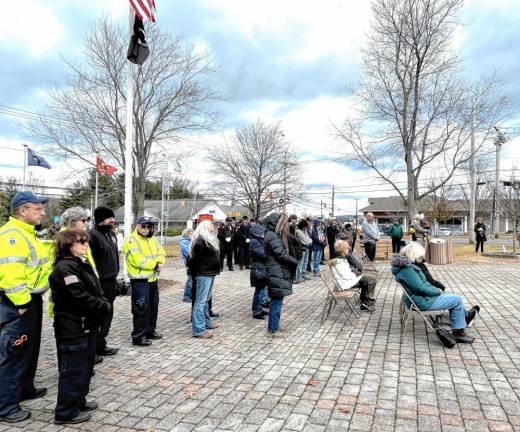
[262,213,298,299]
[249,224,268,288]
[88,225,119,279]
[187,238,221,276]
[49,257,110,342]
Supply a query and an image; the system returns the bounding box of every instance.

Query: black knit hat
[94,206,115,224]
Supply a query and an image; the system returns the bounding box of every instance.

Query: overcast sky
[1,0,520,215]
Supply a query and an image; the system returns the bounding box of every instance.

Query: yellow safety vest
[123,231,165,282]
[0,217,51,306]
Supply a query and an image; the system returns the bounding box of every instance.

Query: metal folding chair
[320,266,360,324]
[353,242,379,278]
[397,280,449,339]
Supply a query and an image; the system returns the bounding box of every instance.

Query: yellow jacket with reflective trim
[123,231,165,282]
[0,217,51,306]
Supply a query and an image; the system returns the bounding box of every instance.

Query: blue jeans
[297,248,309,280]
[268,298,284,333]
[427,293,468,330]
[312,249,323,273]
[183,274,193,303]
[260,287,271,306]
[192,276,214,336]
[252,286,268,316]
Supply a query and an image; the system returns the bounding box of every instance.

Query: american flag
[129,0,157,22]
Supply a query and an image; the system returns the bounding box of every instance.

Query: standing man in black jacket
[88,206,119,357]
[218,218,235,271]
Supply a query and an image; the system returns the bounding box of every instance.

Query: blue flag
[27,148,51,169]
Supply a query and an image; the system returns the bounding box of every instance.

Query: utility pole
[493,127,507,237]
[159,170,165,245]
[469,98,476,244]
[331,186,335,218]
[355,198,359,227]
[22,144,28,189]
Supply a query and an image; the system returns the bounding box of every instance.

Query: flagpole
[95,168,99,209]
[22,144,28,189]
[124,5,135,278]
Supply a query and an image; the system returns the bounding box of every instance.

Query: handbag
[435,327,457,348]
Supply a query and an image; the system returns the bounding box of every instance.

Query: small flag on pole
[129,0,157,22]
[96,156,117,175]
[27,148,51,169]
[127,16,150,65]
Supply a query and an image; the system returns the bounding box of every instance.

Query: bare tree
[335,0,510,220]
[27,17,218,216]
[498,173,520,256]
[208,120,301,219]
[424,182,456,224]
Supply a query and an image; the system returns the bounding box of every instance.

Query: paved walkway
[2,261,520,432]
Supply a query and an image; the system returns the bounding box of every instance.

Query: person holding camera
[474,218,487,253]
[122,216,165,347]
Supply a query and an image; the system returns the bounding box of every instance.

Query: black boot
[466,305,480,327]
[452,328,474,344]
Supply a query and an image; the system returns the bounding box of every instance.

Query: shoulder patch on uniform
[64,275,79,285]
[8,237,16,245]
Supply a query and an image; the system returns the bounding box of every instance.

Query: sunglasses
[140,224,153,229]
[74,239,88,245]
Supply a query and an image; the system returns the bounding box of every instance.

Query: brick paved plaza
[2,261,520,432]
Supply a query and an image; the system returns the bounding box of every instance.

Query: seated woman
[332,240,376,311]
[391,242,479,343]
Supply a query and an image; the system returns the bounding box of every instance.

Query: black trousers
[130,279,159,341]
[55,330,97,420]
[96,276,116,354]
[238,244,250,268]
[364,242,376,261]
[391,237,402,253]
[475,239,484,252]
[220,247,233,270]
[307,249,313,271]
[0,293,42,416]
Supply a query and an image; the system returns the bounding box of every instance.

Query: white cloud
[3,1,64,56]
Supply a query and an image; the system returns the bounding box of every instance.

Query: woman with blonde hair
[187,219,220,339]
[391,242,479,344]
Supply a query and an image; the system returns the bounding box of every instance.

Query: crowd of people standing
[0,190,482,426]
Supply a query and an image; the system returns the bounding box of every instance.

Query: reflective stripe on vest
[0,228,49,268]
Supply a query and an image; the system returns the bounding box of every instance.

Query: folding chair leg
[321,294,331,323]
[401,310,411,336]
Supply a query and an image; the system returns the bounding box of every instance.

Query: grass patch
[453,243,517,263]
[164,243,180,258]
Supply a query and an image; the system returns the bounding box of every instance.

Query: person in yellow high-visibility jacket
[122,216,165,347]
[0,191,51,423]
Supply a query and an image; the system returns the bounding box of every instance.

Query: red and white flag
[129,0,157,22]
[96,156,118,175]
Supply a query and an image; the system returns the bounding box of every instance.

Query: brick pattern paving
[1,261,520,431]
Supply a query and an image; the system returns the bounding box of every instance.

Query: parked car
[451,228,464,236]
[439,228,452,236]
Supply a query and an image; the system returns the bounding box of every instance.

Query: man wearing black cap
[0,192,50,423]
[88,206,119,357]
[218,218,235,271]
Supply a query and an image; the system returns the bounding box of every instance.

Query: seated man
[334,240,377,311]
[391,242,479,344]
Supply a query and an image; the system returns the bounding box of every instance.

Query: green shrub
[165,227,183,236]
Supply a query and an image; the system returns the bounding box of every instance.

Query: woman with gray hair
[187,220,220,339]
[391,242,479,344]
[60,207,90,231]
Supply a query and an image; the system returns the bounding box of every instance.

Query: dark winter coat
[287,233,303,261]
[235,223,251,246]
[391,255,442,310]
[218,224,235,250]
[327,224,340,243]
[49,257,110,342]
[474,222,487,241]
[311,220,327,251]
[88,225,120,279]
[187,239,221,277]
[249,224,268,288]
[262,213,298,299]
[414,261,446,291]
